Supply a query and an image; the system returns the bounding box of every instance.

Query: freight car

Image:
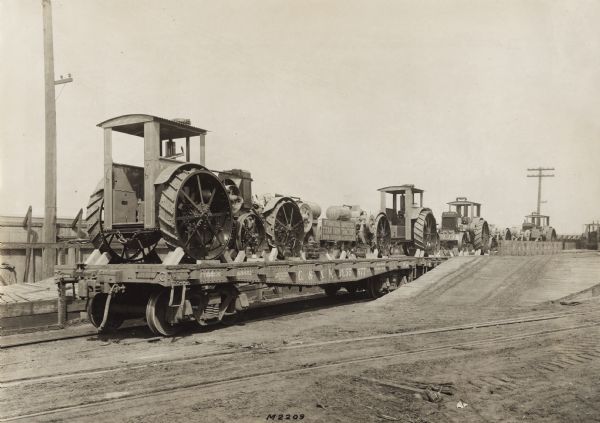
[71,114,446,336]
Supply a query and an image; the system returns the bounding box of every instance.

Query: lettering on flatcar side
[338,268,353,278]
[201,270,223,280]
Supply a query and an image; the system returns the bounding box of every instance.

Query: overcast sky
[1,0,599,234]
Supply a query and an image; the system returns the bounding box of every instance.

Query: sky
[1,0,599,234]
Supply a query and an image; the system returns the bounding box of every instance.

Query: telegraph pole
[42,0,73,279]
[527,167,555,215]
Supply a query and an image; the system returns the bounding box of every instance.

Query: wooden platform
[0,278,85,333]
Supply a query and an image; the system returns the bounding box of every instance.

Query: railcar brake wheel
[87,294,124,333]
[86,186,161,263]
[159,169,234,260]
[146,290,180,336]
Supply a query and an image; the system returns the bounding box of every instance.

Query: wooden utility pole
[527,167,555,215]
[42,0,57,279]
[41,0,73,279]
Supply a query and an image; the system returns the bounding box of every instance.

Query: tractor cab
[98,114,208,230]
[86,114,235,263]
[439,197,490,253]
[375,185,437,255]
[523,212,550,230]
[581,222,600,249]
[441,197,482,231]
[378,185,424,240]
[521,212,557,241]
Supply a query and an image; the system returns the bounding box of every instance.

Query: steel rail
[1,321,597,422]
[0,309,587,387]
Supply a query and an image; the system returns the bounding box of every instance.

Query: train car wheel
[146,290,180,336]
[323,285,340,297]
[366,278,385,299]
[87,294,124,333]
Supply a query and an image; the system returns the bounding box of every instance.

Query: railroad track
[0,309,584,387]
[2,320,598,422]
[0,292,368,350]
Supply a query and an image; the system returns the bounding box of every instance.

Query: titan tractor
[253,194,305,258]
[512,212,557,241]
[85,114,235,264]
[375,185,438,256]
[439,197,490,253]
[218,169,267,257]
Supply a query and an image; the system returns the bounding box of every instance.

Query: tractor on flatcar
[438,197,490,253]
[511,212,557,241]
[85,114,233,264]
[374,185,439,256]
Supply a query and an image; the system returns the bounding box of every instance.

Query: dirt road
[1,252,599,422]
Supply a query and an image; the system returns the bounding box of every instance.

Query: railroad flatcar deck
[55,255,446,336]
[57,256,445,288]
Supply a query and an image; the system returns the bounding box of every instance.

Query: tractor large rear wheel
[413,209,438,255]
[158,168,234,260]
[472,218,490,252]
[262,198,305,258]
[374,214,391,255]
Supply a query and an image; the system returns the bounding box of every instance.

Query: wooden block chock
[267,248,278,262]
[85,249,101,265]
[164,247,185,265]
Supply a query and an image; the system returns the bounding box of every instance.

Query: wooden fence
[497,240,563,256]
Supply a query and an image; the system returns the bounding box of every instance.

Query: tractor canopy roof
[525,212,550,219]
[378,185,424,195]
[97,114,207,140]
[447,197,481,207]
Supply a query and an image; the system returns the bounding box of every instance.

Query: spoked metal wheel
[457,232,469,251]
[235,212,266,254]
[159,168,234,260]
[263,198,305,258]
[146,289,179,336]
[472,218,490,252]
[87,293,124,333]
[86,185,161,263]
[413,209,438,255]
[374,214,391,255]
